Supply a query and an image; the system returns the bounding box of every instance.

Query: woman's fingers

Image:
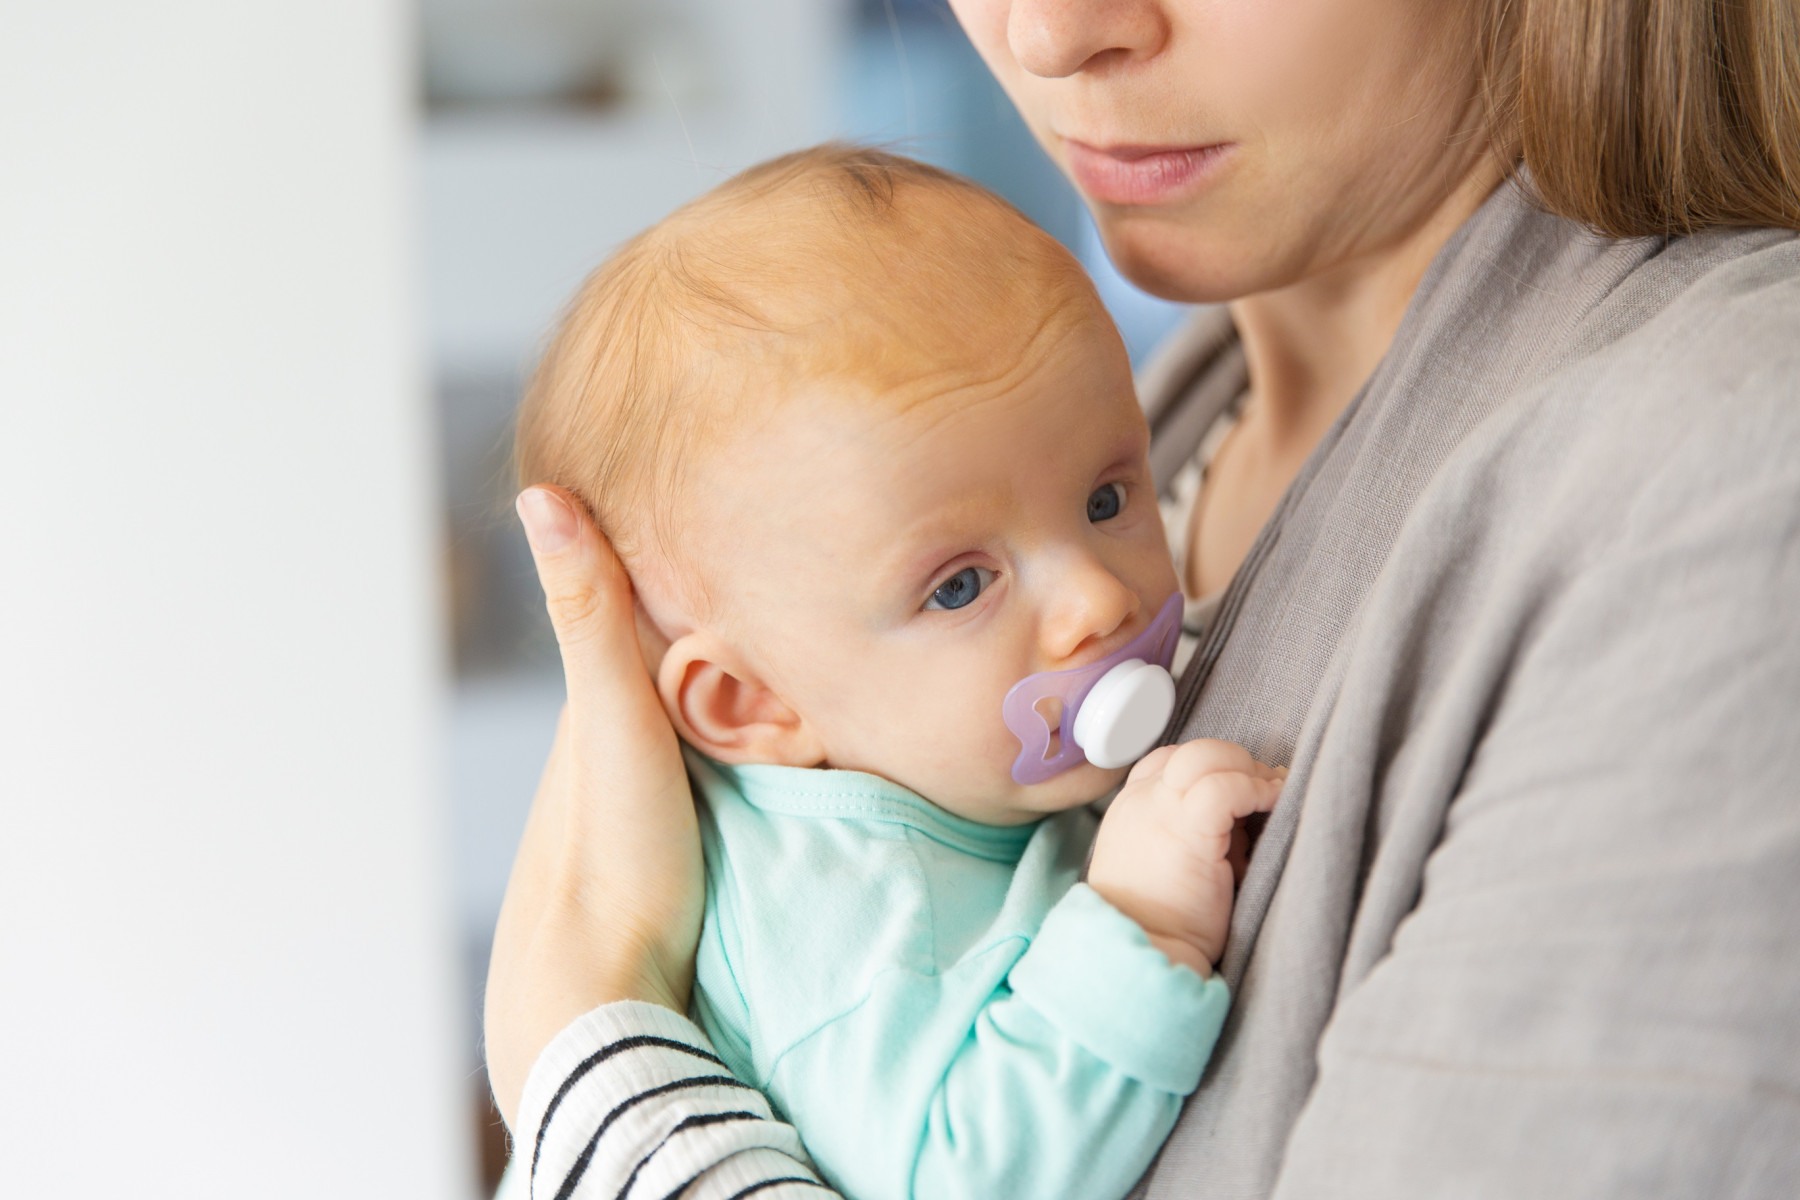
[487,487,707,1126]
[514,480,693,855]
[516,486,683,810]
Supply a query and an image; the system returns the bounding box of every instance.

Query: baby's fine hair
[514,142,1102,577]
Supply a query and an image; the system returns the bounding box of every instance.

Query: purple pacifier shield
[1002,592,1184,785]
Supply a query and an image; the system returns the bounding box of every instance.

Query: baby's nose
[1041,561,1137,664]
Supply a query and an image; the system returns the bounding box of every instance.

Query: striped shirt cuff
[514,1000,835,1200]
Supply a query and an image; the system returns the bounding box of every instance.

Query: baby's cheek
[841,642,1029,811]
[903,695,1026,803]
[934,696,1023,781]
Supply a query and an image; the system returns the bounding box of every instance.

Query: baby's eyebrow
[1098,426,1151,469]
[878,528,964,589]
[874,503,996,590]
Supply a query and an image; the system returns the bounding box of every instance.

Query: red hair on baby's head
[514,143,1103,608]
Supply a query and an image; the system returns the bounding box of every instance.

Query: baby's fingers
[1181,770,1283,838]
[1161,738,1259,790]
[1126,743,1181,784]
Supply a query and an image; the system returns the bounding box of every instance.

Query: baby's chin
[891,758,1131,828]
[1003,760,1131,819]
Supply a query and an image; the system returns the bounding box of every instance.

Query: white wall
[0,4,472,1196]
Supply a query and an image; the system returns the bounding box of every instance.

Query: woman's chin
[1094,208,1304,306]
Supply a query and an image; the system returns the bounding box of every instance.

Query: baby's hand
[1086,740,1285,977]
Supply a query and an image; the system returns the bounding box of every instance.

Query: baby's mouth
[1002,593,1184,785]
[1032,697,1065,760]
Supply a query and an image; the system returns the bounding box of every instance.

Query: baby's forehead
[663,199,1102,460]
[688,300,1133,552]
[642,158,1117,605]
[675,172,1089,347]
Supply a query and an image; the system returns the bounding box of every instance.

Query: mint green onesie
[686,751,1232,1200]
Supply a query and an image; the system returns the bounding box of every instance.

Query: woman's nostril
[1006,0,1169,79]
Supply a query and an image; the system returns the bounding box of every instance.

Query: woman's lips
[1061,139,1235,206]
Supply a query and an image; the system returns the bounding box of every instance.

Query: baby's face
[682,307,1180,824]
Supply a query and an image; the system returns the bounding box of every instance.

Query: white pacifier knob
[1071,658,1176,769]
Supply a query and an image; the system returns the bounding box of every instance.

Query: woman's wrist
[487,853,697,1123]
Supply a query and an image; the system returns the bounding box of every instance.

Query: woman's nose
[1006,0,1170,79]
[1040,559,1139,665]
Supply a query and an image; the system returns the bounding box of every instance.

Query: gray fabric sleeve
[1271,399,1800,1196]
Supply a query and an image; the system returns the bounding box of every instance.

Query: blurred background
[3,2,1186,1195]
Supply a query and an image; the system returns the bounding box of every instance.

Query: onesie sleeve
[513,1000,835,1199]
[1005,881,1231,1094]
[768,882,1230,1200]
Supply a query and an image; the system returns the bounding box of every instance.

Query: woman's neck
[1228,161,1508,449]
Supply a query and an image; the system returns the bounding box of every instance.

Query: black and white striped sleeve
[513,1000,839,1200]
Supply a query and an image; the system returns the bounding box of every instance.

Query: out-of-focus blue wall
[840,0,1189,364]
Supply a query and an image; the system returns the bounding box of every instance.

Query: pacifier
[1003,592,1184,785]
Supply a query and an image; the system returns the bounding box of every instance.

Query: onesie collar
[685,749,1040,864]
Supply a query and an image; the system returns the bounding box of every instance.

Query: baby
[515,146,1281,1200]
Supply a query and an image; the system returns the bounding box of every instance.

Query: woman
[487,0,1800,1195]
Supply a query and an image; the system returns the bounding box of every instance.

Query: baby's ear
[657,632,825,768]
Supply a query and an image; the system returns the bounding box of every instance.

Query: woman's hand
[483,486,705,1128]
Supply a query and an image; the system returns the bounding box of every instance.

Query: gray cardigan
[1138,177,1800,1196]
[511,179,1800,1199]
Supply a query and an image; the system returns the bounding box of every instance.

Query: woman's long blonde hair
[1484,0,1800,235]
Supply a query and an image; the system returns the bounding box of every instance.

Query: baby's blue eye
[924,566,993,612]
[1088,483,1124,523]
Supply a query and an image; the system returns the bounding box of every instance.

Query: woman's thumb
[515,485,636,690]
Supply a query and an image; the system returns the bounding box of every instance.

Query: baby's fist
[1086,740,1284,976]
